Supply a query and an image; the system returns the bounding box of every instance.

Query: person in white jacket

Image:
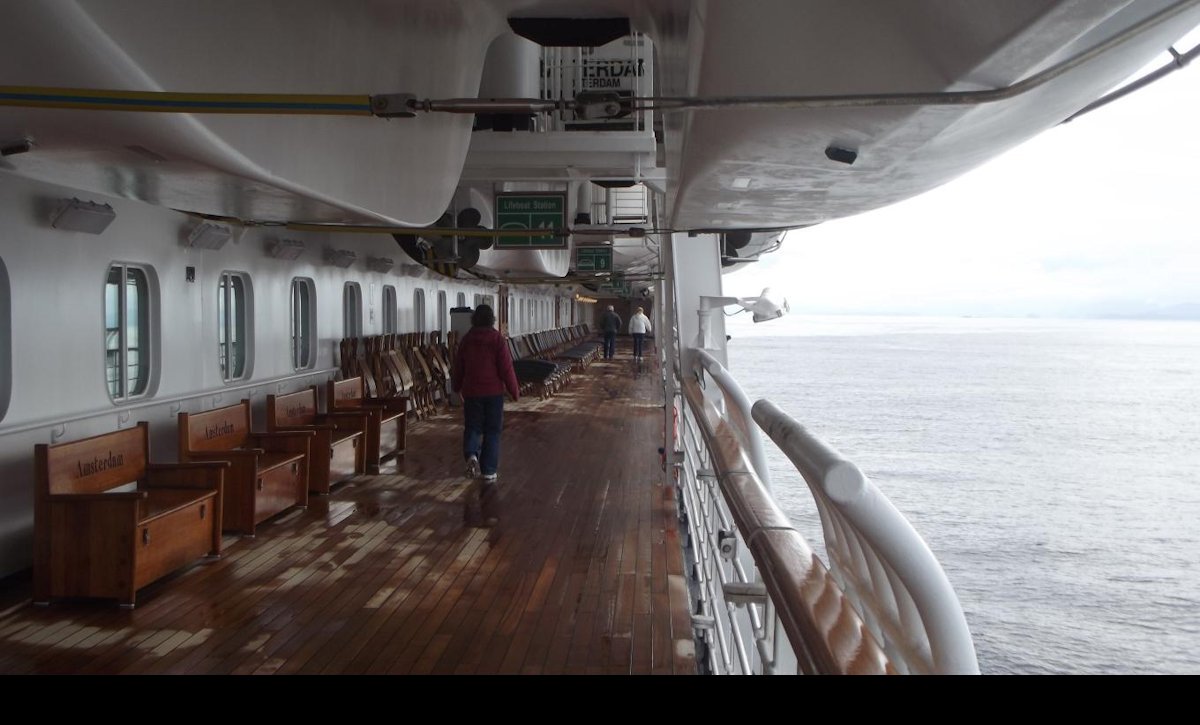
[628,307,652,359]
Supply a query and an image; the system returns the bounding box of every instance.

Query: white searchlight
[695,288,789,349]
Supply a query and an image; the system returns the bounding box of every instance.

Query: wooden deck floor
[0,351,695,674]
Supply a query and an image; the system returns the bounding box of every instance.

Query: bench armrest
[320,412,369,431]
[47,490,147,503]
[251,431,313,454]
[362,397,408,412]
[186,449,266,461]
[146,462,228,490]
[275,423,337,432]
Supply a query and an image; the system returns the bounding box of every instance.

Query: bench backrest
[36,422,148,496]
[268,388,319,428]
[328,377,365,410]
[180,400,252,453]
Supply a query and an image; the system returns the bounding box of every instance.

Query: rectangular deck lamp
[325,249,357,268]
[187,221,233,250]
[366,256,395,273]
[50,198,116,235]
[267,238,305,260]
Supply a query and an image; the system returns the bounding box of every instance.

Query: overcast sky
[723,36,1200,319]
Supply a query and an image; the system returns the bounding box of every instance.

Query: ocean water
[724,316,1200,674]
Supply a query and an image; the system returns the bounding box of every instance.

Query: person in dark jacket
[600,305,622,359]
[452,304,520,484]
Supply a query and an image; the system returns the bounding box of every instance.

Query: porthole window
[344,282,363,338]
[218,271,252,382]
[291,278,316,370]
[383,285,398,334]
[105,263,153,400]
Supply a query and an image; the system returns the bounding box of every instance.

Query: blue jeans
[632,333,645,358]
[603,332,616,359]
[463,395,504,475]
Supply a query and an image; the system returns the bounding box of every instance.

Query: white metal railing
[690,350,771,488]
[678,368,886,674]
[676,395,763,674]
[752,400,980,675]
[672,345,977,674]
[586,186,648,227]
[608,186,648,224]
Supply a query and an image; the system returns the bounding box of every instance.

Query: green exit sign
[576,246,612,272]
[495,193,567,249]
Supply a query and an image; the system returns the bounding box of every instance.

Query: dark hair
[471,304,495,328]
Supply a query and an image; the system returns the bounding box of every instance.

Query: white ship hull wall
[0,171,576,579]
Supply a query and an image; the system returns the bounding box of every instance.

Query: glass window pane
[344,283,362,338]
[290,280,298,368]
[301,282,311,367]
[218,272,249,381]
[231,275,245,378]
[383,285,397,334]
[105,267,122,398]
[127,268,148,394]
[291,278,313,370]
[218,275,228,377]
[106,265,150,399]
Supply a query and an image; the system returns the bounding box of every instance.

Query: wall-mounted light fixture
[49,197,116,234]
[574,294,598,304]
[325,248,357,268]
[267,238,305,260]
[187,220,233,250]
[696,288,789,349]
[366,256,395,273]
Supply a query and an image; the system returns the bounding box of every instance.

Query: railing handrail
[690,348,772,489]
[680,375,892,675]
[751,399,980,675]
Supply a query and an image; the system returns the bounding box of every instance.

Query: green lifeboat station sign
[495,193,567,249]
[576,246,612,272]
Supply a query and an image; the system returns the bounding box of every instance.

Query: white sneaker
[465,455,480,479]
[482,473,497,484]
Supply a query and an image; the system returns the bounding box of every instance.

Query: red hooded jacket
[452,327,520,400]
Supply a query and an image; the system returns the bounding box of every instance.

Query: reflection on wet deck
[0,351,695,674]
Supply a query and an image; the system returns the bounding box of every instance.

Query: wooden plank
[226,516,401,674]
[314,489,482,676]
[307,474,477,674]
[375,527,491,674]
[192,512,403,674]
[514,476,591,674]
[0,356,695,675]
[352,507,481,674]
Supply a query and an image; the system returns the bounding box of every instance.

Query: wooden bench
[34,422,226,608]
[267,387,367,494]
[327,377,406,473]
[179,400,312,536]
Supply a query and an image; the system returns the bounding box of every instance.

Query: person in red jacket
[452,304,520,484]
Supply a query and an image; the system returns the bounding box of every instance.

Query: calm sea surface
[725,316,1200,674]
